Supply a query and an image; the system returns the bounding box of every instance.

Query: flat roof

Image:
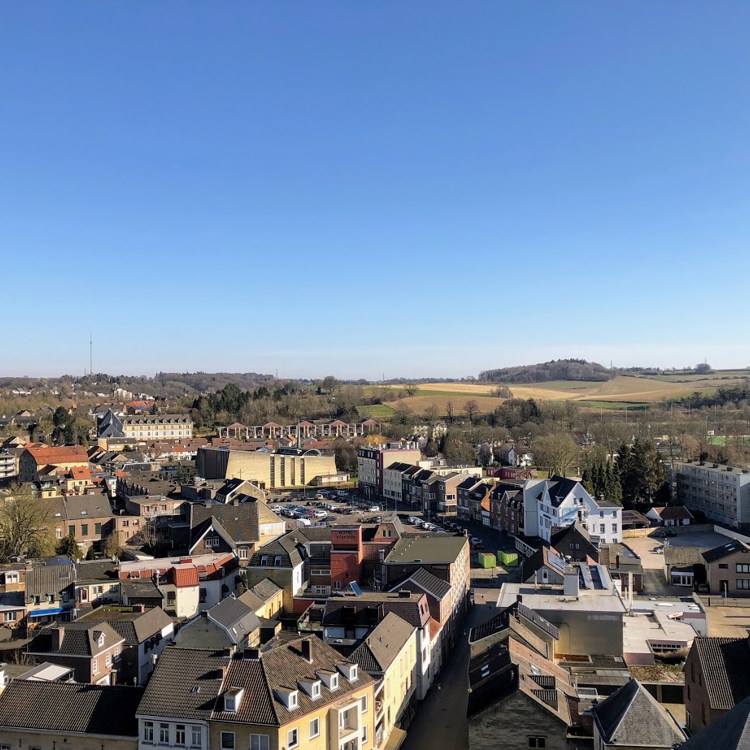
[497,584,627,614]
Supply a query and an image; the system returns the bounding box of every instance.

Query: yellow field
[381,374,743,415]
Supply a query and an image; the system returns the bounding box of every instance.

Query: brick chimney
[300,638,313,663]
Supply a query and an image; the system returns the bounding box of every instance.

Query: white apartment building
[674,460,750,531]
[523,476,622,544]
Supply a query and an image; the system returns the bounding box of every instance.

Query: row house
[382,462,413,505]
[188,497,286,563]
[457,476,491,521]
[381,536,471,646]
[77,604,174,685]
[49,493,114,552]
[323,589,437,700]
[137,637,376,750]
[349,612,418,749]
[0,680,143,750]
[489,482,524,534]
[25,556,77,627]
[27,620,125,684]
[357,444,422,499]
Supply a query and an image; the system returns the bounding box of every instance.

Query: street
[401,602,498,750]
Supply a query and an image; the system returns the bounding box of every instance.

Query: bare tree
[534,433,580,477]
[0,484,55,561]
[464,400,480,424]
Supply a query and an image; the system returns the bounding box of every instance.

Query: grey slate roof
[679,694,750,749]
[703,539,750,563]
[75,559,118,584]
[77,606,172,645]
[593,678,685,746]
[208,596,261,644]
[349,612,415,674]
[138,647,227,720]
[0,681,143,736]
[692,637,750,711]
[401,567,452,600]
[251,578,283,601]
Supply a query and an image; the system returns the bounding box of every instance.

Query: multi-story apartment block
[0,449,17,479]
[357,444,422,499]
[97,410,194,441]
[673,461,750,531]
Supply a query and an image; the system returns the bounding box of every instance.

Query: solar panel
[347,582,363,597]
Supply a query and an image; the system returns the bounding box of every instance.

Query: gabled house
[189,498,285,563]
[549,521,599,562]
[647,505,695,527]
[76,605,174,685]
[679,694,750,749]
[137,637,376,750]
[349,612,418,748]
[490,482,524,535]
[592,678,685,749]
[684,636,750,734]
[468,633,584,750]
[174,595,261,651]
[0,681,143,750]
[701,539,750,596]
[27,621,125,684]
[323,590,436,700]
[118,553,239,618]
[74,559,121,610]
[524,476,622,544]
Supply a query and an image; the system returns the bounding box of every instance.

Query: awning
[382,727,408,750]
[29,607,65,617]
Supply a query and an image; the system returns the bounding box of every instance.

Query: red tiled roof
[171,567,200,588]
[69,466,92,480]
[26,445,89,466]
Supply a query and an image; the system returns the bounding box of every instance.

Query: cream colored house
[138,638,376,750]
[349,612,418,748]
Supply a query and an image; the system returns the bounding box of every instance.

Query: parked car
[366,505,380,512]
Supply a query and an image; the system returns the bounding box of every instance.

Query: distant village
[1,392,750,750]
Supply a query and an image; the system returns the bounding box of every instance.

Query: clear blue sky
[2,2,749,379]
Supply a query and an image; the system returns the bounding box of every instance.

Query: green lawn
[578,400,650,410]
[356,404,395,418]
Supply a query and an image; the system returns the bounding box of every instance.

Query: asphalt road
[401,602,498,750]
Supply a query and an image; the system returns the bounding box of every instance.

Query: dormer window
[275,688,299,710]
[224,687,244,713]
[317,671,339,690]
[298,678,322,699]
[337,663,358,682]
[260,555,268,566]
[97,632,105,647]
